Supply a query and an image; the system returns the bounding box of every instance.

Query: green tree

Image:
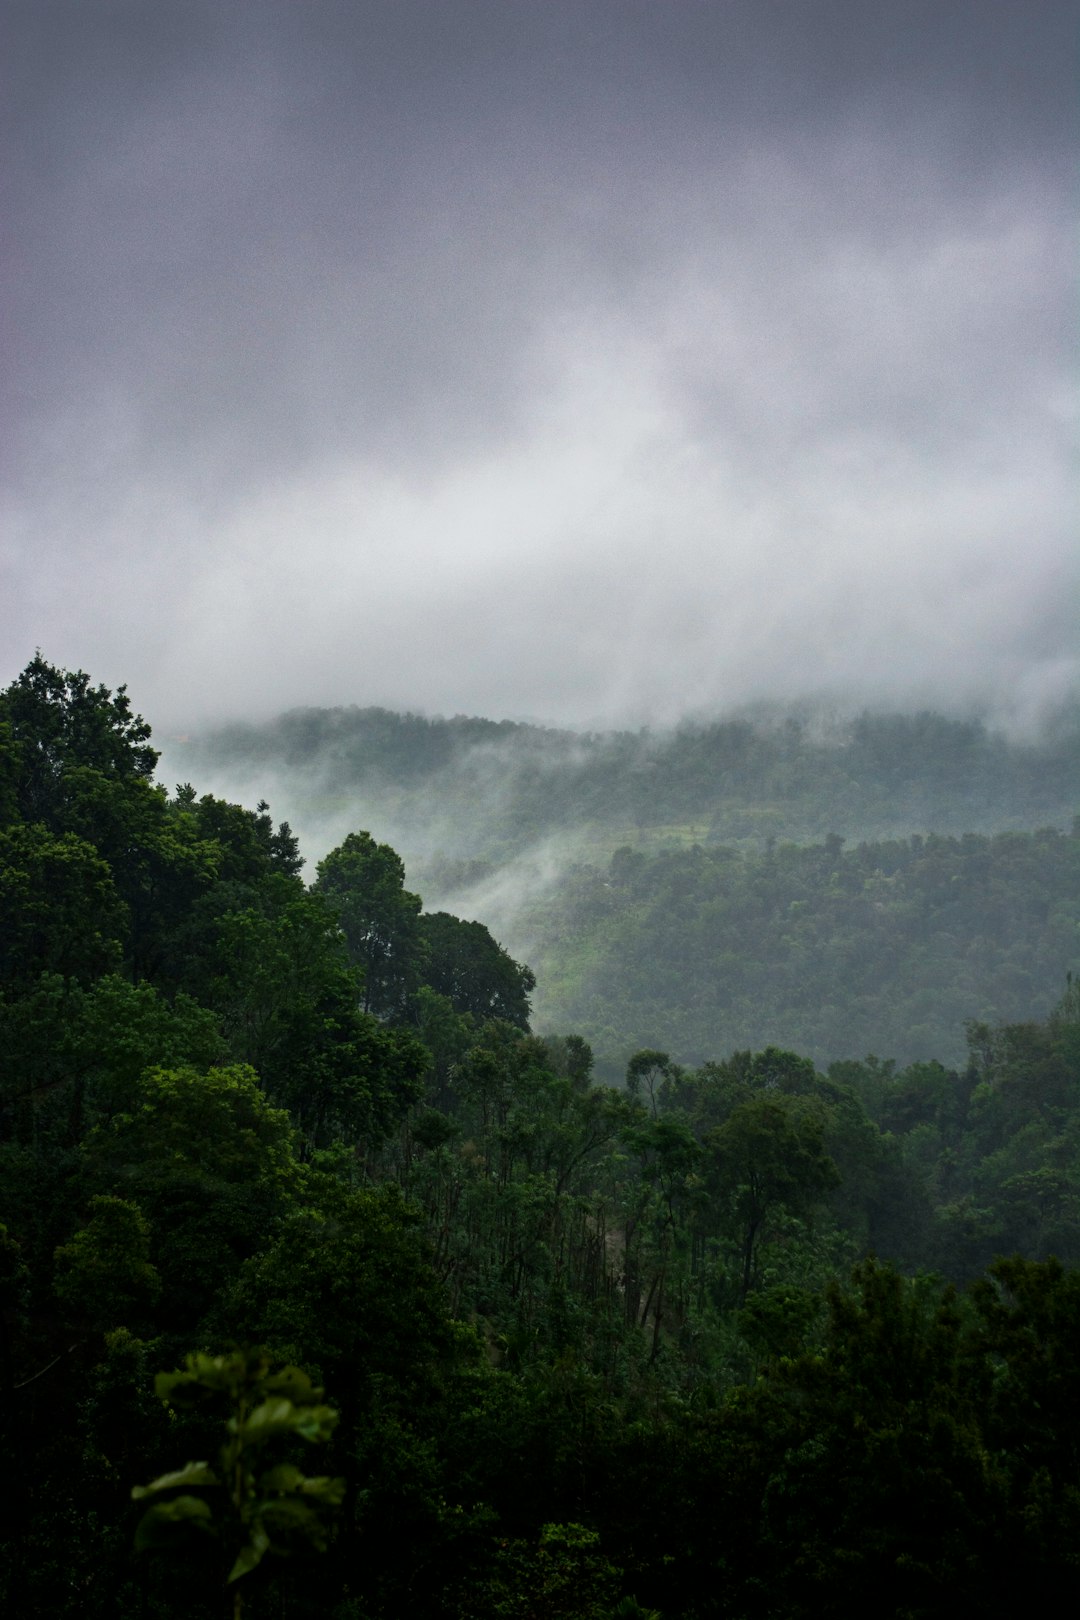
[418,911,535,1029]
[224,1183,472,1615]
[970,1255,1080,1602]
[313,832,426,1018]
[706,1093,839,1302]
[0,973,225,1154]
[77,1065,301,1328]
[0,653,156,828]
[0,823,126,987]
[709,1260,999,1619]
[458,1520,623,1619]
[53,1195,161,1333]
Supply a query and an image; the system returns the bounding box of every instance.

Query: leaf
[233,1396,296,1442]
[235,1397,338,1445]
[257,1496,326,1549]
[156,1352,241,1405]
[291,1404,339,1443]
[227,1523,271,1584]
[297,1474,346,1505]
[260,1364,324,1404]
[258,1463,305,1494]
[132,1460,219,1498]
[258,1466,346,1504]
[133,1495,215,1550]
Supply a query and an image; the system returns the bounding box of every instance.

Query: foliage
[0,822,125,985]
[526,823,1080,1075]
[53,1195,161,1332]
[706,1092,839,1301]
[7,656,1080,1618]
[313,831,426,1017]
[1,652,157,825]
[133,1348,344,1613]
[418,910,536,1029]
[73,1064,303,1331]
[454,1520,623,1619]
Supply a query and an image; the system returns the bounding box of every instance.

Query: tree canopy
[3,655,1080,1619]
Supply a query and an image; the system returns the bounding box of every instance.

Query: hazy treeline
[526,823,1080,1073]
[172,700,1080,864]
[171,701,1080,1075]
[4,658,1080,1619]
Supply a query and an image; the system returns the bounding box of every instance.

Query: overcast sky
[3,1,1077,734]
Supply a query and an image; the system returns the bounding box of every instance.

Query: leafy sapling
[132,1347,344,1617]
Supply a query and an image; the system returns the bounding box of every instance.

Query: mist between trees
[4,656,1080,1619]
[169,700,1080,1075]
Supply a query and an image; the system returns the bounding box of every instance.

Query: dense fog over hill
[168,701,1080,872]
[167,699,1080,1074]
[5,2,1077,733]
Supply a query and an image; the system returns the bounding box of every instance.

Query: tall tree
[418,911,535,1029]
[0,653,157,828]
[706,1093,839,1302]
[313,832,426,1018]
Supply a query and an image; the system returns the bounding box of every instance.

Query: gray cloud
[3,1,1076,734]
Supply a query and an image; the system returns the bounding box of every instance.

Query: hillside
[6,657,1080,1619]
[171,703,1080,1073]
[520,824,1080,1073]
[172,705,1080,866]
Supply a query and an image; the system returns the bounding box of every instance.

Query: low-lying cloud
[4,2,1076,736]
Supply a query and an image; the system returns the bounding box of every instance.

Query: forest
[3,656,1080,1619]
[176,700,1080,1074]
[178,702,1080,860]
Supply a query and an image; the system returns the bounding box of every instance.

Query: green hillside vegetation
[523,823,1080,1072]
[175,701,1080,1074]
[4,657,1080,1619]
[176,701,1080,863]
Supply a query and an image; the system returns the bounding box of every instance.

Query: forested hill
[171,702,1080,1076]
[171,702,1080,864]
[5,656,1080,1618]
[523,824,1080,1072]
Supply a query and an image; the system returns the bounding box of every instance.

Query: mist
[160,694,1080,1053]
[4,1,1076,738]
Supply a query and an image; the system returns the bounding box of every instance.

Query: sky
[4,0,1078,735]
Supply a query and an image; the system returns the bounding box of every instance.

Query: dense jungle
[3,657,1079,1619]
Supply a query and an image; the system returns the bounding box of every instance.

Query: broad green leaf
[132,1460,219,1498]
[291,1404,339,1443]
[133,1495,214,1550]
[227,1523,271,1584]
[233,1396,296,1441]
[258,1463,305,1494]
[258,1465,346,1503]
[234,1396,338,1445]
[297,1474,346,1504]
[156,1352,240,1404]
[261,1365,324,1404]
[258,1496,325,1548]
[258,1496,318,1528]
